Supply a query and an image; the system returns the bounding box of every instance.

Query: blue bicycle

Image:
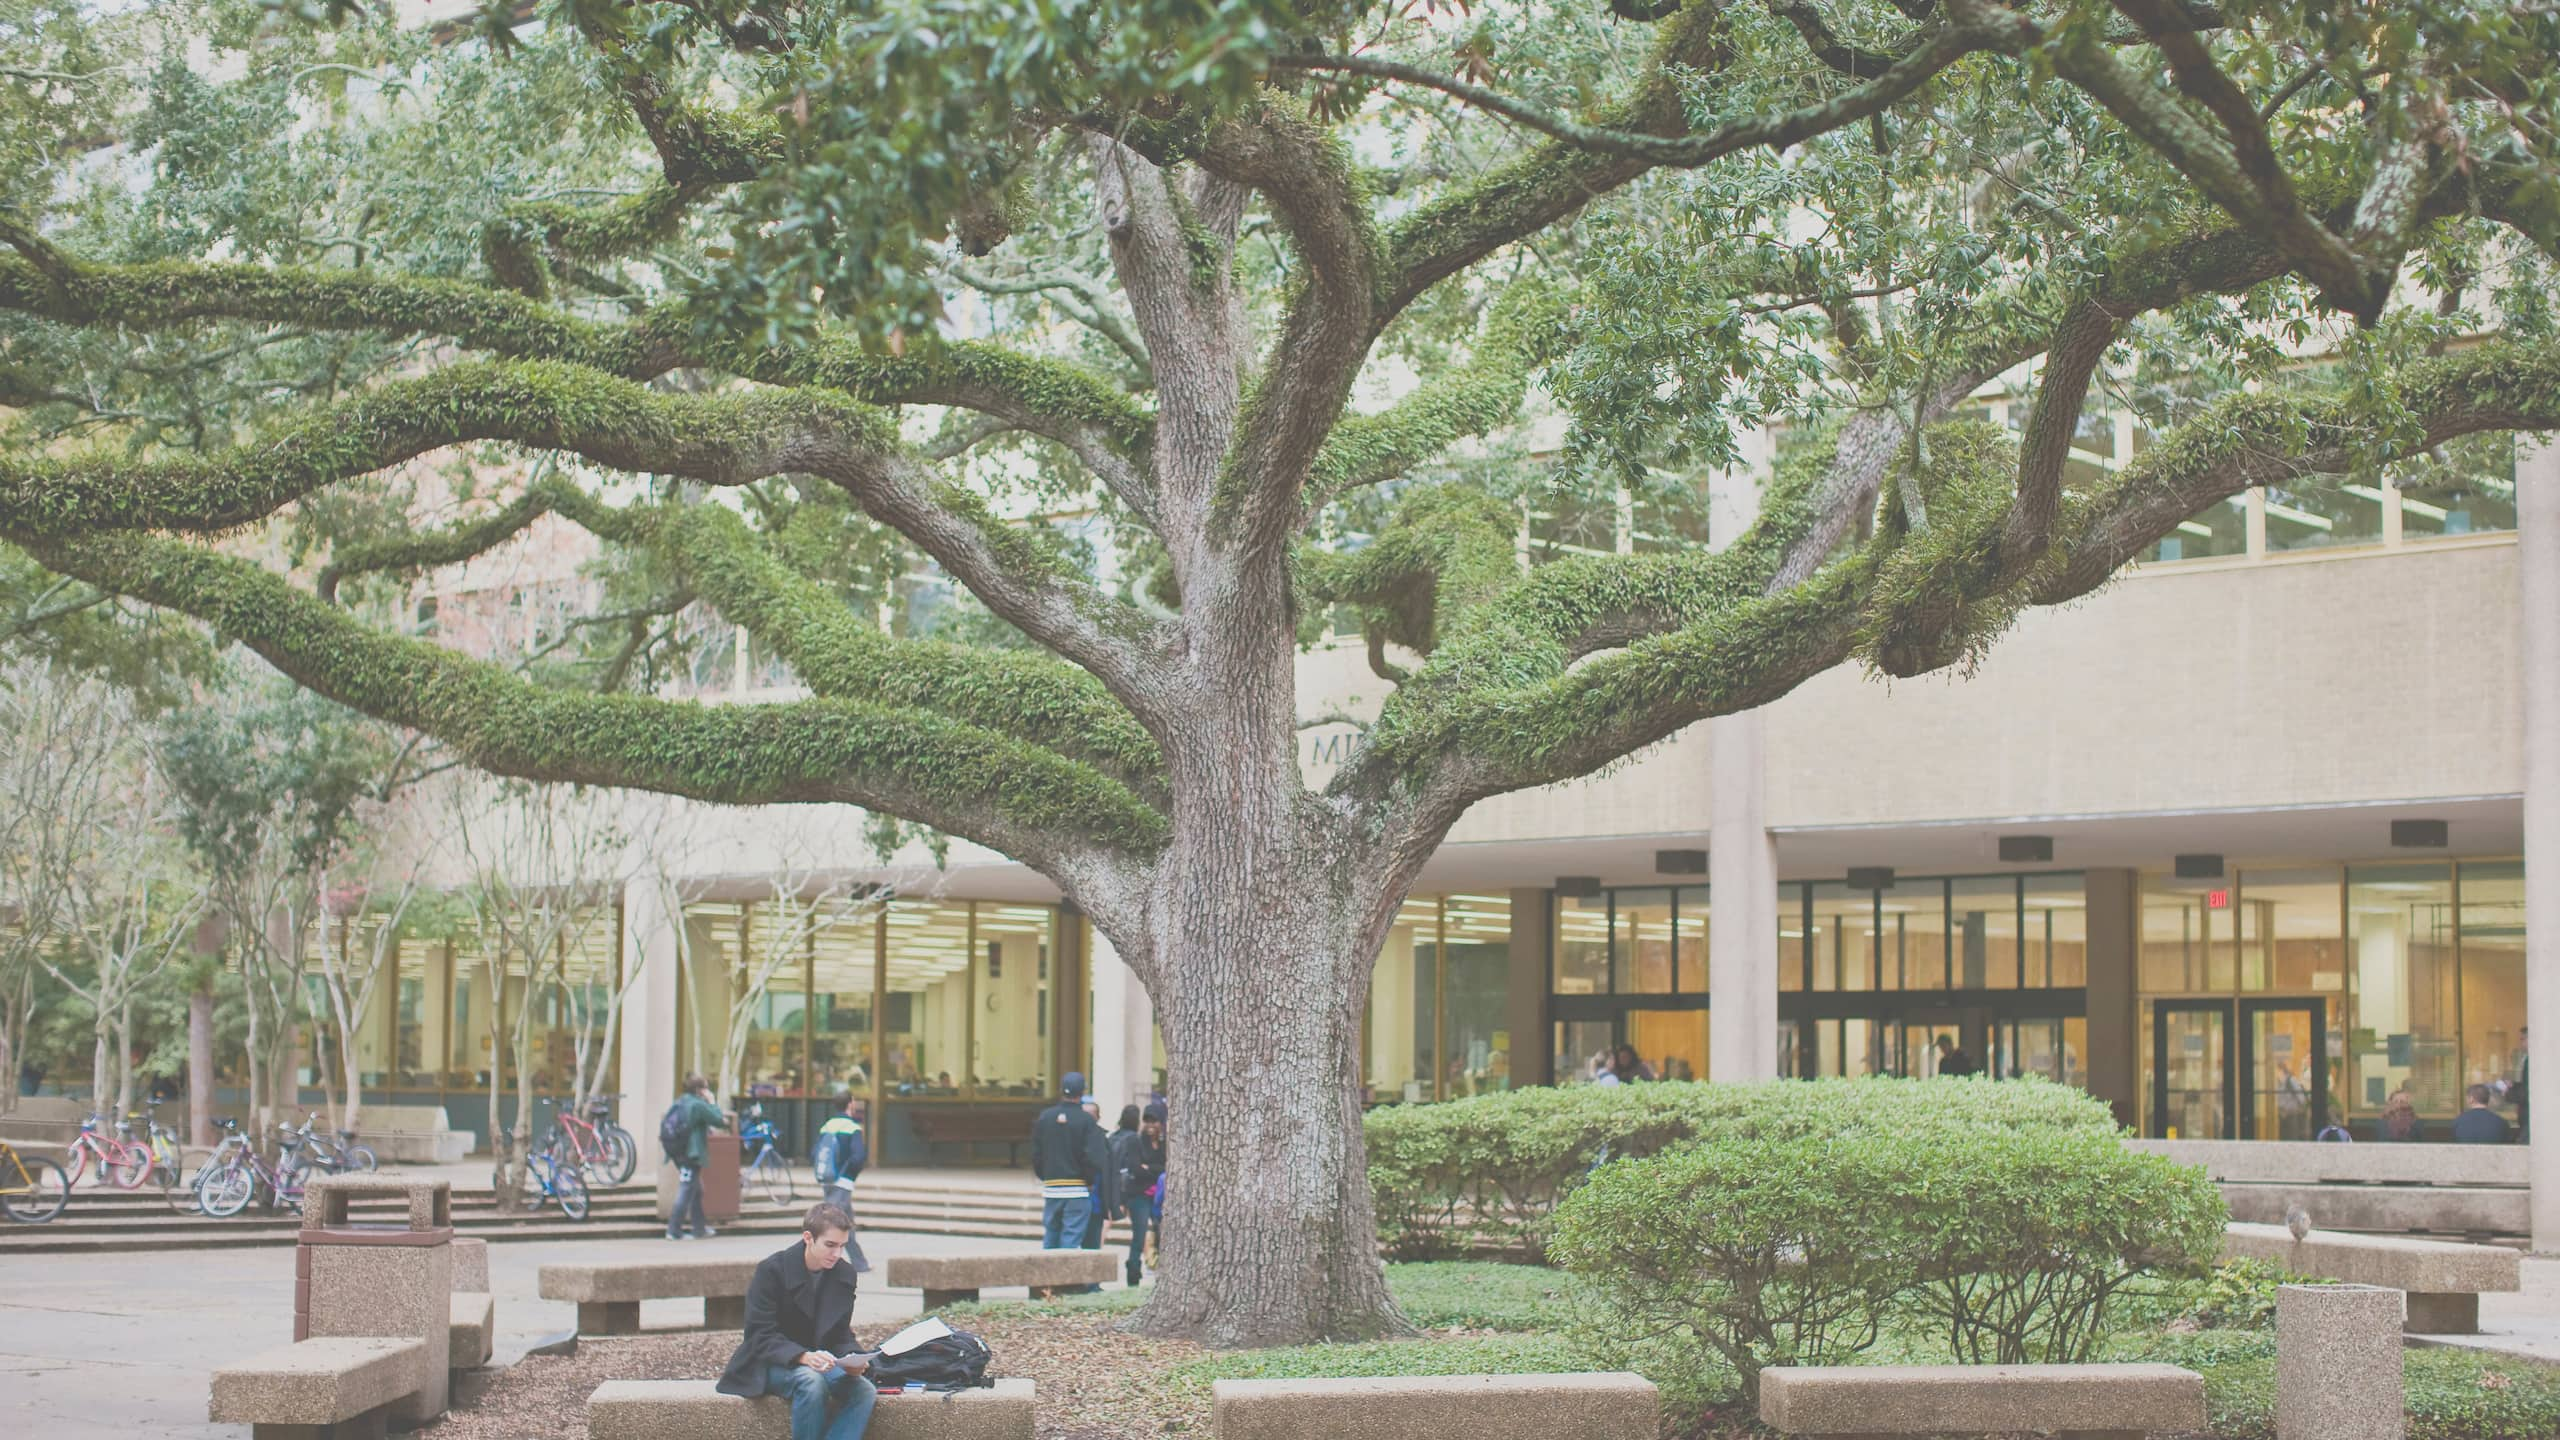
[517,1144,591,1221]
[738,1101,795,1207]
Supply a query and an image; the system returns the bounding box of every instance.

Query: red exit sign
[2206,889,2231,910]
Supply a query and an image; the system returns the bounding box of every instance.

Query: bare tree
[0,661,120,1112]
[307,811,442,1137]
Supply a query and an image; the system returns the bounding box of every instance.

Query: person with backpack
[1080,1098,1112,1254]
[812,1095,871,1273]
[663,1073,728,1242]
[1110,1101,1166,1286]
[716,1201,877,1440]
[1030,1072,1108,1288]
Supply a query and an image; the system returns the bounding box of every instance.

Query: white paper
[878,1316,952,1357]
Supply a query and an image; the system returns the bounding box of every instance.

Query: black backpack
[658,1100,689,1164]
[869,1328,994,1390]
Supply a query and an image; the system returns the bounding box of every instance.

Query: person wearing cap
[1110,1101,1168,1287]
[1031,1072,1110,1284]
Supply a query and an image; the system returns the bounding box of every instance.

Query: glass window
[2393,434,2518,538]
[2235,869,2343,994]
[881,900,972,1097]
[1950,877,2021,989]
[973,905,1057,1098]
[2142,495,2248,562]
[1554,1019,1615,1086]
[1808,882,1876,992]
[2027,877,2087,988]
[2140,877,2228,992]
[1628,1009,1707,1083]
[1779,884,1808,993]
[809,918,876,1102]
[1369,897,1438,1103]
[1614,889,1676,995]
[1554,892,1611,995]
[2458,861,2526,1098]
[2346,864,2458,1114]
[1441,894,1514,1096]
[2263,478,2386,552]
[1881,881,1949,990]
[1673,886,1708,995]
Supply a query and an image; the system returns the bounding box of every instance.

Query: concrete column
[1707,439,1781,1082]
[2275,1283,2402,1440]
[1088,930,1155,1113]
[2085,868,2140,1128]
[615,876,680,1136]
[2526,435,2560,1251]
[1506,887,1555,1087]
[1709,714,1780,1080]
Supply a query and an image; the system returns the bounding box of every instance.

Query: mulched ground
[425,1312,1213,1440]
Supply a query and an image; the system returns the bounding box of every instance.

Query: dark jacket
[717,1244,861,1396]
[1030,1098,1108,1186]
[673,1091,726,1168]
[2453,1106,2514,1144]
[1111,1128,1165,1211]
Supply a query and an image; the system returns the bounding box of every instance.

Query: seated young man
[717,1202,879,1440]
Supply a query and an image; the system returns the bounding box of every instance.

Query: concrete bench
[2224,1222,2522,1333]
[1759,1363,2205,1440]
[209,1336,427,1440]
[588,1377,1034,1440]
[450,1291,494,1369]
[1212,1373,1658,1440]
[882,1250,1116,1309]
[540,1256,758,1335]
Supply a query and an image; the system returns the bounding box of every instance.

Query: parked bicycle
[516,1144,591,1221]
[194,1118,311,1217]
[132,1100,196,1214]
[63,1112,152,1190]
[291,1112,377,1174]
[738,1101,795,1207]
[537,1095,635,1187]
[0,1138,69,1223]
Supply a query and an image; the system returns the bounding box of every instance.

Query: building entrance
[2147,997,2328,1139]
[1552,999,1709,1083]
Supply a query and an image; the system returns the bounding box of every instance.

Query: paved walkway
[2416,1254,2560,1365]
[0,1222,1098,1438]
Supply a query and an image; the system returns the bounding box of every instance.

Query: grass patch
[940,1261,1570,1331]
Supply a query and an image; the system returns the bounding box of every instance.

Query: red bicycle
[63,1112,152,1190]
[537,1096,636,1186]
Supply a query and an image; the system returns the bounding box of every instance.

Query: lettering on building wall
[1305,730,1366,768]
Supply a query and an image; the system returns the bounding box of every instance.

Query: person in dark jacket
[812,1095,871,1273]
[1111,1102,1167,1286]
[717,1202,877,1440]
[1031,1072,1109,1276]
[666,1073,728,1241]
[2454,1084,2515,1144]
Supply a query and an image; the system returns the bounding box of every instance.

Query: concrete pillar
[2526,435,2560,1251]
[2275,1283,2402,1440]
[1088,930,1155,1113]
[615,877,680,1143]
[1709,713,1780,1080]
[1506,887,1555,1087]
[2085,868,2141,1128]
[298,1175,454,1426]
[1708,445,1780,1082]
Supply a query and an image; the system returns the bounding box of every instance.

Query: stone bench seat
[209,1336,427,1440]
[1759,1363,2206,1439]
[541,1256,758,1335]
[2223,1222,2522,1333]
[1211,1373,1658,1440]
[881,1250,1116,1309]
[450,1291,494,1370]
[588,1377,1034,1440]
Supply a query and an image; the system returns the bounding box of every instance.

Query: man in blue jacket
[716,1202,877,1440]
[812,1094,871,1273]
[1030,1072,1109,1270]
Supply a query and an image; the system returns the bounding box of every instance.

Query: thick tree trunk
[188,981,214,1148]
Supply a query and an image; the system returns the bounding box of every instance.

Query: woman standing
[1112,1102,1167,1287]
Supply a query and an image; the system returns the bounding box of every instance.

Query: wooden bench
[588,1377,1034,1440]
[208,1336,427,1440]
[540,1256,758,1335]
[881,1250,1116,1308]
[1211,1373,1657,1440]
[906,1108,1033,1166]
[1758,1363,2206,1440]
[2223,1222,2523,1333]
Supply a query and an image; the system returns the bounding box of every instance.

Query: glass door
[2239,998,2328,1140]
[2152,1000,2236,1138]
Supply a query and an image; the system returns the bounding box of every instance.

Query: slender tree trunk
[189,981,214,1147]
[112,995,135,1118]
[90,1028,110,1118]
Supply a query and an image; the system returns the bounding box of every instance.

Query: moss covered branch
[17,530,1170,868]
[1305,281,1555,511]
[316,474,641,601]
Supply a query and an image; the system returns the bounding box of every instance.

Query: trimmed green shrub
[1546,1088,2223,1404]
[1365,1076,2120,1259]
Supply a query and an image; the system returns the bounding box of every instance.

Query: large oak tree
[3,0,2558,1343]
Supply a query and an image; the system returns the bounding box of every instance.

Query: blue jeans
[1083,1193,1107,1249]
[761,1363,876,1440]
[668,1165,708,1238]
[1124,1194,1153,1282]
[1041,1194,1090,1248]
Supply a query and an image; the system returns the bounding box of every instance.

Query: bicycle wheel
[107,1144,152,1190]
[752,1151,793,1207]
[554,1163,590,1221]
[600,1128,637,1187]
[197,1160,254,1218]
[161,1162,199,1214]
[1,1156,69,1223]
[346,1145,377,1172]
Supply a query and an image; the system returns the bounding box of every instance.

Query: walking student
[663,1073,727,1241]
[1112,1101,1167,1286]
[1031,1072,1108,1284]
[715,1201,877,1440]
[812,1095,871,1273]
